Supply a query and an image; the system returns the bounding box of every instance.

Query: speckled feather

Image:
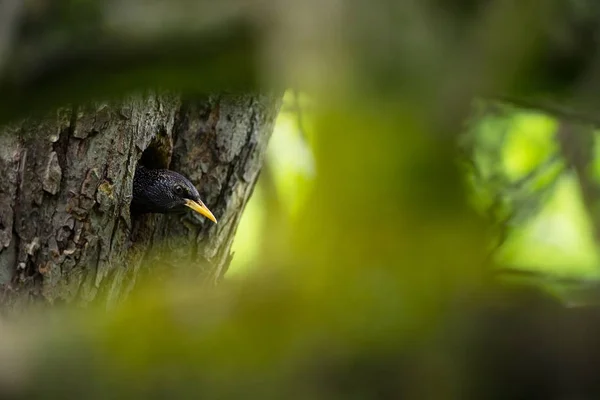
[131,165,203,215]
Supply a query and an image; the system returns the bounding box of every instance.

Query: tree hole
[139,129,173,170]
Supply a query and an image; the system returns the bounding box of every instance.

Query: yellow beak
[184,199,218,224]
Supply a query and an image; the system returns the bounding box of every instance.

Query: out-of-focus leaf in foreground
[0,97,492,399]
[4,0,600,398]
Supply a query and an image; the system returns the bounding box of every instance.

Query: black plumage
[131,165,217,223]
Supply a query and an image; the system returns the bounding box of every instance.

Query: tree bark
[0,92,281,312]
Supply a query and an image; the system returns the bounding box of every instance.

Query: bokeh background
[3,1,600,398]
[233,92,600,287]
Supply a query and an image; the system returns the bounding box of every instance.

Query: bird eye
[173,184,184,195]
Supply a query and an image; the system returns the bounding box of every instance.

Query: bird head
[133,168,217,223]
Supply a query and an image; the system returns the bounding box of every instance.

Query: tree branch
[555,121,600,245]
[493,94,600,126]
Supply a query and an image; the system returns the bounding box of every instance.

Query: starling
[131,165,217,223]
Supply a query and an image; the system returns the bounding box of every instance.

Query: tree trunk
[0,92,281,312]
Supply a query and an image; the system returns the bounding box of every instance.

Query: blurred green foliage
[5,2,600,396]
[464,104,600,283]
[233,92,600,301]
[3,79,600,400]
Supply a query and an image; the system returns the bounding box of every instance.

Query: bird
[131,165,217,223]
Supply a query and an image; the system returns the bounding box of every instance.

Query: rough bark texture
[0,92,281,311]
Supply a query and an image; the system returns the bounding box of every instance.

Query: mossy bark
[0,92,281,312]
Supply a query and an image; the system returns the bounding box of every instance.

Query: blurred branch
[493,95,600,126]
[493,267,600,287]
[0,1,261,124]
[555,121,600,244]
[1,0,600,128]
[482,156,564,268]
[464,111,563,263]
[0,25,261,123]
[492,267,600,307]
